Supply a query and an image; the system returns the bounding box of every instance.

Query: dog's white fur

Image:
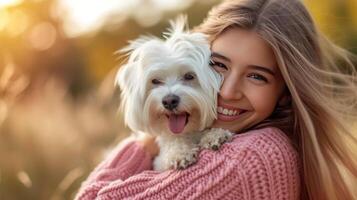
[116,16,232,171]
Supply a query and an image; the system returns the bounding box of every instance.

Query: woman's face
[210,28,286,133]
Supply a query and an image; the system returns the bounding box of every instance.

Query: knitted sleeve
[74,140,153,200]
[75,127,300,200]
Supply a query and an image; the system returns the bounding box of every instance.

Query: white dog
[116,17,233,171]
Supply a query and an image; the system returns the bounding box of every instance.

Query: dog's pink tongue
[168,113,187,134]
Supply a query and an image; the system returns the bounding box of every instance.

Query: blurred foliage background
[0,0,356,199]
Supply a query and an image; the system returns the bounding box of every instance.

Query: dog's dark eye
[151,79,162,85]
[184,73,195,81]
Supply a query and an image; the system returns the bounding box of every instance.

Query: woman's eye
[184,73,195,81]
[151,79,162,85]
[209,60,228,70]
[248,74,268,82]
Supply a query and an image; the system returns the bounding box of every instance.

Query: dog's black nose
[162,94,180,110]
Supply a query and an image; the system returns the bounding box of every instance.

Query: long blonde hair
[196,0,357,199]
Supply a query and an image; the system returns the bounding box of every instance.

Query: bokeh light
[54,0,199,37]
[0,0,22,8]
[54,0,132,37]
[5,9,29,37]
[0,9,10,31]
[27,22,57,51]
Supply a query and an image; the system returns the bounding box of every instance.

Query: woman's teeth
[217,106,245,116]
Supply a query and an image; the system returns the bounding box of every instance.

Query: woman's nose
[219,74,243,100]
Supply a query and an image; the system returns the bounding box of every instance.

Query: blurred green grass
[0,0,356,199]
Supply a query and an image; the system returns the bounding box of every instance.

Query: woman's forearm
[75,141,152,200]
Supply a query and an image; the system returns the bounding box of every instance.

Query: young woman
[75,0,357,199]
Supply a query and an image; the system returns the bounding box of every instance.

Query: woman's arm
[75,127,300,200]
[75,137,155,200]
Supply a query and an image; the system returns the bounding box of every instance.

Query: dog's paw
[199,128,233,151]
[169,148,199,170]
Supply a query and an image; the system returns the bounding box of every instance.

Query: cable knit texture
[75,127,300,200]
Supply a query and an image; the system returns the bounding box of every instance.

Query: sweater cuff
[94,141,153,182]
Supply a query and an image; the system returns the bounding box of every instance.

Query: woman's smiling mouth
[217,105,248,121]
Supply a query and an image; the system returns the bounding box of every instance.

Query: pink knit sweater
[75,127,300,200]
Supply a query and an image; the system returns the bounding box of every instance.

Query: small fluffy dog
[116,17,232,171]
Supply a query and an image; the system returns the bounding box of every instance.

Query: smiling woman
[196,0,357,199]
[210,28,287,133]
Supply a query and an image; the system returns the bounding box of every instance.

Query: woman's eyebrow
[248,65,276,76]
[211,52,231,62]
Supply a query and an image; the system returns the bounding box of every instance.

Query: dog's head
[116,16,222,136]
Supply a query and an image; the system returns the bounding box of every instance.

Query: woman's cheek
[250,88,277,114]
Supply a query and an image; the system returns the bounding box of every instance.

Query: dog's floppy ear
[115,62,141,132]
[115,37,148,100]
[115,35,163,96]
[114,37,156,132]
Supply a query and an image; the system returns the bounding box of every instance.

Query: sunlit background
[0,0,356,199]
